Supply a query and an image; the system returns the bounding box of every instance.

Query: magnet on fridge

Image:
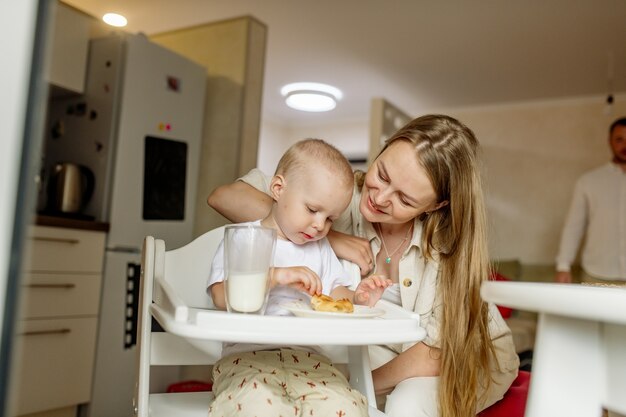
[167,75,180,92]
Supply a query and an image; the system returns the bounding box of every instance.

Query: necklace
[377,222,414,264]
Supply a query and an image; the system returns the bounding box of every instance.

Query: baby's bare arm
[209,282,226,310]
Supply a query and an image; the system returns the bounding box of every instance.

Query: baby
[207,139,390,417]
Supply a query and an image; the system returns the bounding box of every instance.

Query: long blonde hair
[382,114,495,417]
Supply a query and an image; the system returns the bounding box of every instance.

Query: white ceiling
[65,0,626,127]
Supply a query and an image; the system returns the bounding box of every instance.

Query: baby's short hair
[275,139,353,189]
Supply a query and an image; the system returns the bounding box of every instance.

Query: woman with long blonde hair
[208,114,519,417]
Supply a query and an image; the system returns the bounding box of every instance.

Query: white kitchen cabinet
[13,225,106,417]
[46,2,91,94]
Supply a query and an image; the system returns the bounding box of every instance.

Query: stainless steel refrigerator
[44,33,206,417]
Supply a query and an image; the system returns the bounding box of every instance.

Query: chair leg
[348,346,377,408]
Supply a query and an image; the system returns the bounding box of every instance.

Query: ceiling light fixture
[102,13,128,27]
[281,82,343,112]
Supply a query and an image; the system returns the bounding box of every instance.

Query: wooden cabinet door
[46,3,90,93]
[13,317,99,415]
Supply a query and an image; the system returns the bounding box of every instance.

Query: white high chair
[134,226,426,417]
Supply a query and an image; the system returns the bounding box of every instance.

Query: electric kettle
[47,163,95,214]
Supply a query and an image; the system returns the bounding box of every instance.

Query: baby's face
[274,167,352,245]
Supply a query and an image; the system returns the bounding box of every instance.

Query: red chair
[478,370,531,417]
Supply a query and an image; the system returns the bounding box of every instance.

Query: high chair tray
[150,299,426,346]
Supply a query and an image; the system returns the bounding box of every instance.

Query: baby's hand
[354,275,393,307]
[270,266,323,296]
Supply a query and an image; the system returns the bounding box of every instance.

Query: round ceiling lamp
[102,13,128,27]
[281,82,343,112]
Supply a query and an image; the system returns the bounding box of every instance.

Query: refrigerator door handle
[107,246,141,254]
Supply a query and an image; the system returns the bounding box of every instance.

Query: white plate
[282,300,385,319]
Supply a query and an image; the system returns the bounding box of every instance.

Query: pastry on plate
[310,294,354,313]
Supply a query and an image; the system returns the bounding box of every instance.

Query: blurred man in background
[555,117,626,285]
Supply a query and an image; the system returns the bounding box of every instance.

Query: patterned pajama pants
[209,348,368,417]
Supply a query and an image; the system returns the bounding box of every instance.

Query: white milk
[225,272,269,313]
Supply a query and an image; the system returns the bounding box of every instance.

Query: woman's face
[359,140,442,225]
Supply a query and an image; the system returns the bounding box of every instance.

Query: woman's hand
[327,230,374,276]
[270,266,323,296]
[354,274,393,307]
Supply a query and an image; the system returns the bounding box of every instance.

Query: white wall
[448,95,626,264]
[257,119,291,174]
[258,94,626,266]
[258,119,368,174]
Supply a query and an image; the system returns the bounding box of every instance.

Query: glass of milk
[223,225,276,314]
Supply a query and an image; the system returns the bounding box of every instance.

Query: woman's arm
[327,229,374,276]
[372,342,441,395]
[207,181,273,223]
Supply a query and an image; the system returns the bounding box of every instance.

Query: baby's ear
[269,175,286,200]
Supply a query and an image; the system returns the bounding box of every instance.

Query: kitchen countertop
[35,214,109,232]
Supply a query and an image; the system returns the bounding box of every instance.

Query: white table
[151,298,427,408]
[481,281,626,417]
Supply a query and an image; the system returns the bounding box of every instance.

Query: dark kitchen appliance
[47,162,95,214]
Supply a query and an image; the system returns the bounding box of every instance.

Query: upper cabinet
[46,3,91,94]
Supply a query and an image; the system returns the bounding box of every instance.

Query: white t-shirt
[556,163,626,280]
[207,220,353,356]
